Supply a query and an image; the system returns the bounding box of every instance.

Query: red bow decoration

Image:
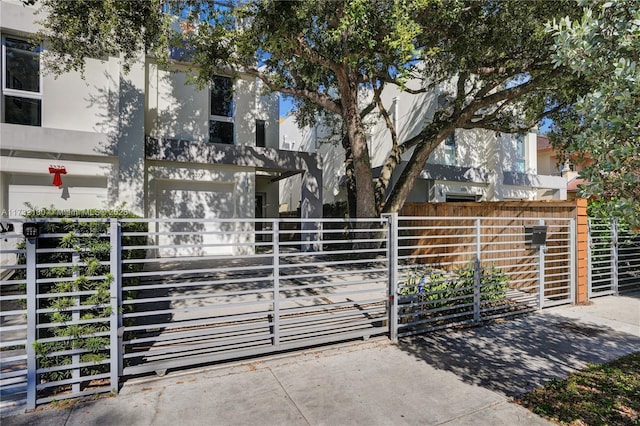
[49,166,67,187]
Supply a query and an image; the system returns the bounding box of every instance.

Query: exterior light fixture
[22,222,40,239]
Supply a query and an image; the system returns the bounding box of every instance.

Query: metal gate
[2,214,579,410]
[1,217,389,410]
[117,217,390,376]
[589,219,640,297]
[389,216,575,337]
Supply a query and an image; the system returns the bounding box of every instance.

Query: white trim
[1,34,43,124]
[210,114,233,124]
[208,75,235,144]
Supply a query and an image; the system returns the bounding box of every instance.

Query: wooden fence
[400,200,589,303]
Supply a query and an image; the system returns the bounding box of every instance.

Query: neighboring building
[280,81,567,211]
[536,134,586,200]
[0,0,321,230]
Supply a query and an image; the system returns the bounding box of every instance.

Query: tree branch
[245,67,342,115]
[372,83,401,210]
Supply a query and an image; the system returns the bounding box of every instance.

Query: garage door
[4,176,108,272]
[155,181,239,256]
[8,179,108,215]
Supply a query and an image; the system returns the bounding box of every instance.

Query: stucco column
[115,55,146,216]
[300,156,323,251]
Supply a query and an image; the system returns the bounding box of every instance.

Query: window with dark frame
[444,131,456,166]
[2,36,42,126]
[255,119,266,147]
[209,76,234,144]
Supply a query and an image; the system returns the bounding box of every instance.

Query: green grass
[515,352,640,425]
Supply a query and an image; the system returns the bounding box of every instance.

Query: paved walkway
[2,294,639,426]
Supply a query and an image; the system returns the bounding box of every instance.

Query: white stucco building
[0,0,321,223]
[280,79,567,211]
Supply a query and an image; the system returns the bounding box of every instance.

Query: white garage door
[4,178,108,271]
[155,181,242,256]
[8,180,108,216]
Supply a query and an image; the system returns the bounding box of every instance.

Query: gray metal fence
[1,217,390,410]
[0,218,118,411]
[118,217,389,377]
[589,219,640,297]
[1,214,579,411]
[0,225,28,412]
[390,216,575,337]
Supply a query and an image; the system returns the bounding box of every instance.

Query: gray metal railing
[589,218,640,297]
[1,217,391,410]
[393,216,575,336]
[0,227,28,413]
[0,213,582,410]
[118,217,389,377]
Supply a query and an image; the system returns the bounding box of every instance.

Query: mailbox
[525,225,547,247]
[22,222,40,239]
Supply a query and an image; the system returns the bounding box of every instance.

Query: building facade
[280,80,567,211]
[0,0,321,223]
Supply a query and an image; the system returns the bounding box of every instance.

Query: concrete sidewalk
[3,294,639,426]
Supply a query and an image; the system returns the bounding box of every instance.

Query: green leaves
[35,0,169,75]
[549,0,639,230]
[35,0,588,216]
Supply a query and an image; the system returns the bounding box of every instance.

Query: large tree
[547,0,640,228]
[33,0,585,217]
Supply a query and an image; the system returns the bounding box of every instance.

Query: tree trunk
[342,135,358,218]
[337,69,377,218]
[383,132,450,214]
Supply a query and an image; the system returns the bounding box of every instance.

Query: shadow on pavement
[397,312,640,397]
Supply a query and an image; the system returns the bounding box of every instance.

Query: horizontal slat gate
[394,216,574,337]
[0,230,28,413]
[589,219,640,297]
[119,218,389,377]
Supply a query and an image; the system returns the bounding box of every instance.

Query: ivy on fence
[14,207,147,398]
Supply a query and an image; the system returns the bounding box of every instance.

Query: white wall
[2,1,283,220]
[2,0,119,134]
[146,63,279,148]
[0,0,41,36]
[279,116,346,209]
[146,63,210,142]
[278,80,552,209]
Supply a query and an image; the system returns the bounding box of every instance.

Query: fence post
[109,219,122,393]
[387,213,399,341]
[71,251,81,394]
[538,219,546,309]
[575,198,589,303]
[587,219,593,299]
[272,220,280,346]
[25,234,37,410]
[611,218,619,295]
[569,219,576,304]
[473,218,481,322]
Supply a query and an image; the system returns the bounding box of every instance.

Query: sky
[279,95,295,119]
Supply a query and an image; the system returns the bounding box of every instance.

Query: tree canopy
[547,0,640,229]
[32,0,585,217]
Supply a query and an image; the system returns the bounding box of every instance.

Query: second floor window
[514,134,526,173]
[209,76,233,144]
[255,119,265,147]
[2,36,42,126]
[444,132,456,166]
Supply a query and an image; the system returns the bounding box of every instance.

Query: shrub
[399,264,509,310]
